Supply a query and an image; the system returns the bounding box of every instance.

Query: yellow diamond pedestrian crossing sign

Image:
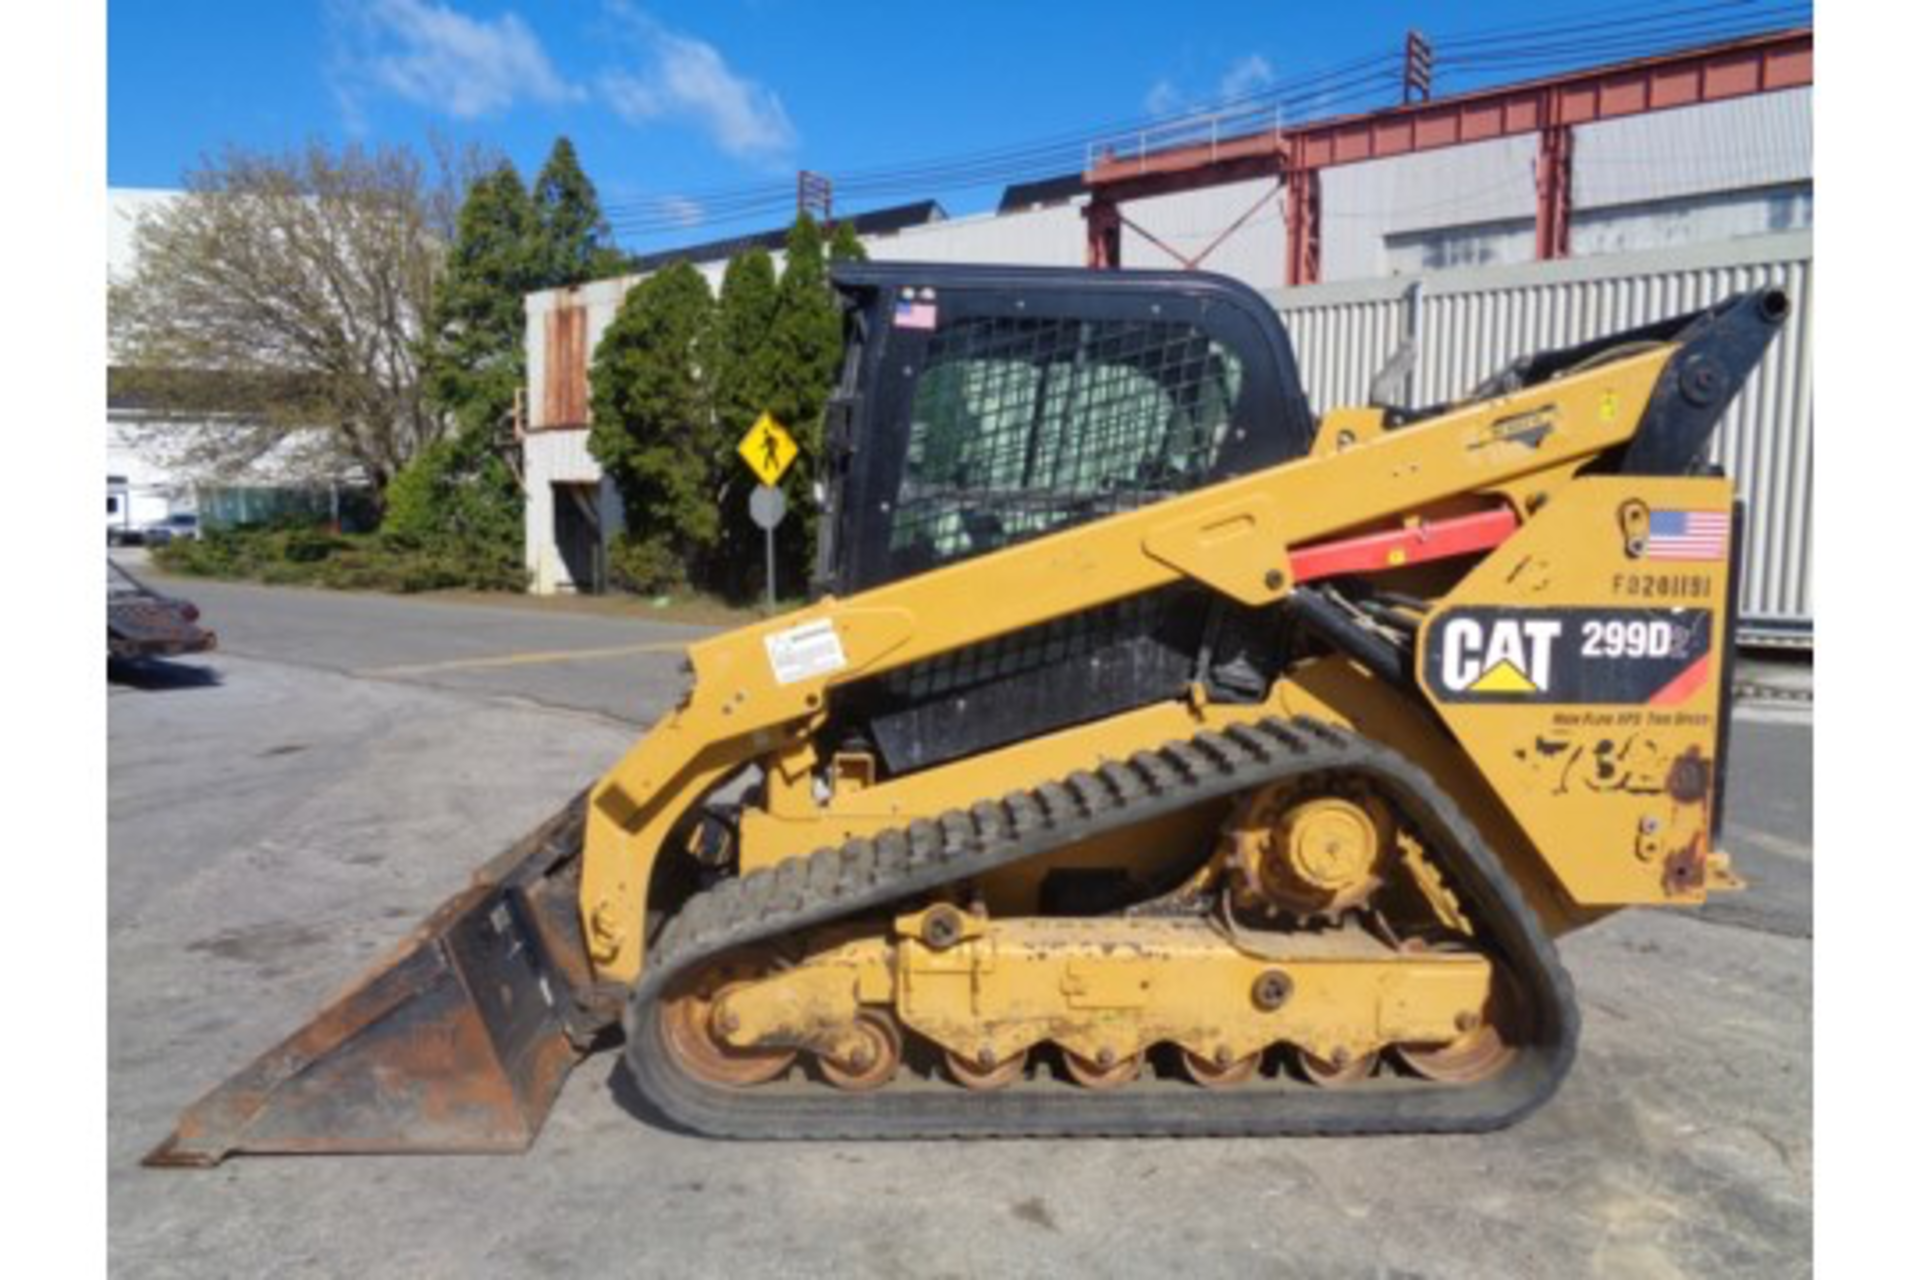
[738,413,798,486]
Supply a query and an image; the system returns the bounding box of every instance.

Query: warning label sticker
[1422,607,1713,705]
[765,618,848,686]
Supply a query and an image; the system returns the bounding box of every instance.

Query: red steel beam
[1535,124,1574,261]
[1087,27,1811,192]
[1083,199,1121,267]
[1086,151,1286,208]
[1086,26,1809,281]
[1284,167,1321,287]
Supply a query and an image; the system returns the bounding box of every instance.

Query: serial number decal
[1423,607,1713,704]
[1611,570,1715,601]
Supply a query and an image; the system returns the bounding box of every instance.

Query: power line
[604,0,1809,245]
[1435,0,1784,48]
[1440,13,1809,70]
[605,68,1411,236]
[602,52,1405,226]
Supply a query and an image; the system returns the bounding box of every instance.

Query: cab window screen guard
[885,314,1244,575]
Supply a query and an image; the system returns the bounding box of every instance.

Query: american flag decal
[1645,509,1731,561]
[894,298,937,330]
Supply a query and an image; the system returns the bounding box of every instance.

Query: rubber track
[621,717,1580,1138]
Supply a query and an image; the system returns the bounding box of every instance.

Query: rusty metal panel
[1267,231,1812,642]
[145,801,595,1166]
[537,304,589,430]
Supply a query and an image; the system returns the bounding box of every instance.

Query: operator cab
[815,264,1320,776]
[818,263,1318,596]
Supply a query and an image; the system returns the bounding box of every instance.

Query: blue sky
[108,1,1805,250]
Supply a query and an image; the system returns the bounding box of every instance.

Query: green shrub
[607,533,686,595]
[152,529,256,578]
[382,433,521,555]
[146,519,526,594]
[282,527,349,563]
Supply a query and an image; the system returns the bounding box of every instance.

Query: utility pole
[1403,29,1433,105]
[797,170,833,225]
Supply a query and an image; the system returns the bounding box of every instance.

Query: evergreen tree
[421,164,540,440]
[396,163,541,575]
[587,262,717,592]
[827,219,868,263]
[710,249,782,442]
[764,213,845,590]
[709,249,782,597]
[532,137,623,286]
[380,428,524,586]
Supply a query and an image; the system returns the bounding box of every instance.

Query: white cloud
[1144,79,1184,118]
[331,0,580,121]
[1144,52,1279,122]
[1219,54,1274,102]
[656,195,705,228]
[598,12,796,163]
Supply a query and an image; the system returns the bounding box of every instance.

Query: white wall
[108,188,180,284]
[1572,183,1811,257]
[870,202,1088,267]
[1319,135,1539,284]
[108,190,190,512]
[1116,177,1287,285]
[106,420,189,531]
[1573,86,1811,208]
[523,429,623,594]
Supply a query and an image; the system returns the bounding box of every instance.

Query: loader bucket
[145,798,604,1167]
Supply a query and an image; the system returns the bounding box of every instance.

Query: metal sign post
[737,413,799,610]
[748,484,787,609]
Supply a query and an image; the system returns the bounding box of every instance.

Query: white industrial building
[108,191,195,536]
[519,58,1811,639]
[107,188,368,539]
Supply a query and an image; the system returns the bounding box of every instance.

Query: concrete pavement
[109,579,1812,1278]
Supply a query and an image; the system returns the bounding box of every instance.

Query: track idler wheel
[1063,1048,1144,1090]
[1395,970,1522,1084]
[944,1046,1028,1091]
[819,1010,904,1092]
[659,949,797,1088]
[1291,1046,1379,1087]
[1182,1046,1261,1089]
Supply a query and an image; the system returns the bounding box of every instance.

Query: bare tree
[110,140,486,492]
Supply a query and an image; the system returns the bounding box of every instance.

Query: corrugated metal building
[1268,230,1811,638]
[521,82,1812,642]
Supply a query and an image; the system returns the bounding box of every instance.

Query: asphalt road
[109,576,1812,1279]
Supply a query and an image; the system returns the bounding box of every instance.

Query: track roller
[819,1011,904,1092]
[944,1047,1028,1091]
[1182,1047,1262,1089]
[1291,1047,1378,1087]
[1063,1048,1144,1090]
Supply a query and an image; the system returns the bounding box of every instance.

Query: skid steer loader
[148,263,1787,1162]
